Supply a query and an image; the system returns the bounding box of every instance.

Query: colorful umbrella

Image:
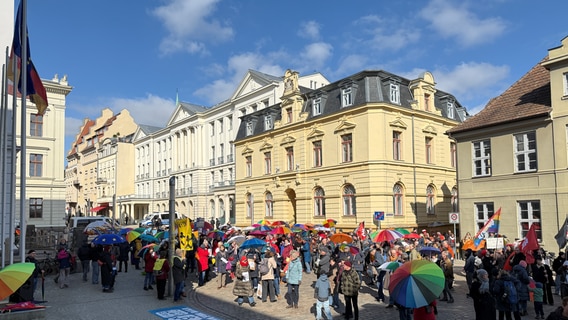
[270,226,292,235]
[119,227,133,236]
[257,219,271,226]
[253,225,272,232]
[329,233,353,244]
[0,263,35,301]
[403,233,421,240]
[270,220,289,227]
[126,230,141,243]
[92,234,126,245]
[292,223,307,231]
[388,260,445,308]
[339,243,359,255]
[133,227,147,233]
[373,229,403,242]
[83,221,113,235]
[323,219,337,228]
[248,230,267,237]
[155,231,170,240]
[227,235,246,245]
[240,238,266,250]
[140,234,159,243]
[206,230,224,239]
[379,261,402,272]
[395,228,411,235]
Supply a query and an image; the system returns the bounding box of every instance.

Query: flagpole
[10,43,17,266]
[1,50,7,268]
[19,0,28,262]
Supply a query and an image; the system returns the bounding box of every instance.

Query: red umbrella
[373,229,404,242]
[271,220,289,227]
[403,233,421,240]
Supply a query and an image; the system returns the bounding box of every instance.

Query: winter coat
[441,257,454,280]
[233,264,253,297]
[172,255,185,284]
[118,241,130,262]
[340,268,360,297]
[196,246,209,272]
[318,254,330,275]
[314,274,331,302]
[155,259,170,280]
[215,249,228,274]
[492,274,520,312]
[246,249,261,278]
[77,244,91,261]
[286,258,303,285]
[144,251,157,273]
[352,252,365,272]
[57,249,71,269]
[260,256,277,281]
[546,307,568,320]
[512,264,530,301]
[470,279,496,320]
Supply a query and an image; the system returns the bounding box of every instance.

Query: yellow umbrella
[126,230,141,243]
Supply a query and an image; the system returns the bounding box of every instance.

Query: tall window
[228,115,233,130]
[265,192,273,217]
[264,115,273,130]
[514,131,537,172]
[29,198,43,218]
[425,137,433,164]
[472,140,491,177]
[447,101,455,119]
[519,200,541,240]
[341,134,353,162]
[450,142,457,168]
[286,108,293,123]
[390,84,400,104]
[246,193,253,218]
[218,119,223,132]
[314,187,326,216]
[210,200,215,217]
[426,185,435,215]
[286,147,294,171]
[451,187,458,212]
[393,131,402,160]
[475,202,495,234]
[313,141,322,167]
[342,184,356,216]
[30,154,43,177]
[245,156,252,177]
[264,152,272,174]
[342,88,352,107]
[30,114,43,137]
[393,184,404,216]
[564,72,568,96]
[313,98,322,115]
[424,94,431,111]
[246,121,253,136]
[210,122,215,136]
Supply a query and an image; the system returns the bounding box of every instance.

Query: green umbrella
[395,228,410,235]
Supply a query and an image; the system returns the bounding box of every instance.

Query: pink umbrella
[373,229,404,242]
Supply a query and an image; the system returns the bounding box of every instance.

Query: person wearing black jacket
[100,245,114,292]
[553,253,566,295]
[77,241,91,282]
[90,243,102,284]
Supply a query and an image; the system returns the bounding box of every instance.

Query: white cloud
[152,0,234,55]
[333,54,369,78]
[355,15,421,51]
[299,42,333,70]
[420,0,507,47]
[108,94,175,127]
[65,117,86,140]
[298,21,321,40]
[432,62,510,100]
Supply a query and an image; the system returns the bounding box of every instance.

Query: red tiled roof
[447,57,551,135]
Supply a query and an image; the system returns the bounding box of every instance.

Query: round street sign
[449,212,459,224]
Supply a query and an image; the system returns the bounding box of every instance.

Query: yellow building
[65,108,138,221]
[234,70,469,230]
[448,36,568,250]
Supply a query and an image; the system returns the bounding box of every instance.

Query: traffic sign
[374,211,385,221]
[449,212,459,224]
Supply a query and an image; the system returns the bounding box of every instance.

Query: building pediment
[307,126,325,140]
[389,118,408,130]
[422,124,438,136]
[259,140,273,151]
[241,145,254,155]
[280,135,296,147]
[334,117,356,134]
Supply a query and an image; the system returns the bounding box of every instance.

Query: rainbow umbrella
[388,260,445,308]
[395,228,410,235]
[373,229,403,242]
[270,226,292,235]
[323,219,337,228]
[126,230,141,243]
[271,220,289,227]
[339,243,359,254]
[257,219,271,226]
[0,263,35,301]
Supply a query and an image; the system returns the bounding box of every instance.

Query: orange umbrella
[461,239,485,251]
[329,233,353,244]
[0,263,35,301]
[270,226,292,235]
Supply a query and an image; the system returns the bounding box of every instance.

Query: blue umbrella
[240,238,266,250]
[139,234,159,243]
[419,246,441,256]
[92,234,125,245]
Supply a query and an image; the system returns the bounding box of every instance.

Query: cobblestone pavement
[36,259,560,320]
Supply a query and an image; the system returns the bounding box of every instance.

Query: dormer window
[246,121,254,136]
[264,115,273,130]
[313,98,322,115]
[342,88,352,107]
[564,72,568,96]
[390,84,400,104]
[447,100,455,119]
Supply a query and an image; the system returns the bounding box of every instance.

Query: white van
[71,216,118,229]
[139,212,183,227]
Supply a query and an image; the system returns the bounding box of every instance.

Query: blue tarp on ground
[149,306,221,320]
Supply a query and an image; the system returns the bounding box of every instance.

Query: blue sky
[19,0,568,153]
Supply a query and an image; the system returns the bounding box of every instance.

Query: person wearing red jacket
[143,247,157,290]
[197,243,210,286]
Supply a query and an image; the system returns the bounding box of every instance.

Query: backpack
[154,258,165,275]
[501,280,518,305]
[259,258,269,276]
[57,250,68,260]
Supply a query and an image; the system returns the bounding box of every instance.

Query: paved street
[30,259,560,319]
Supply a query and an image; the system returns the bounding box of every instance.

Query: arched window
[314,187,326,217]
[219,199,225,219]
[426,185,435,215]
[451,187,458,212]
[265,192,273,217]
[393,184,404,216]
[246,193,253,218]
[210,199,215,218]
[342,184,356,216]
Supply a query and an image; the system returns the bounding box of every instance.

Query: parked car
[138,212,184,228]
